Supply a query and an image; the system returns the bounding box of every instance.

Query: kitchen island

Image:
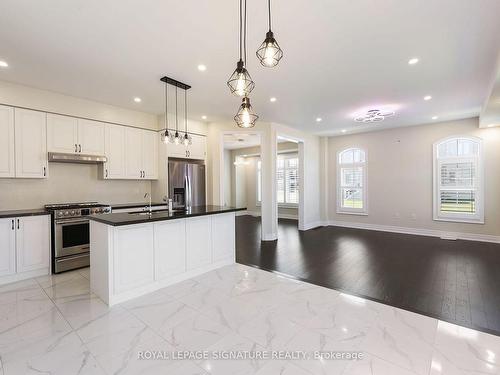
[89,206,245,305]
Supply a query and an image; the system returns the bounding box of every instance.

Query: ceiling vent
[354,109,395,123]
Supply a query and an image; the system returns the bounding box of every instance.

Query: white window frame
[433,136,484,224]
[336,148,368,215]
[257,153,299,207]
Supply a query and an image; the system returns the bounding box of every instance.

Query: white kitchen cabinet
[48,115,104,156]
[186,216,212,270]
[103,124,126,179]
[154,219,186,280]
[125,127,143,179]
[47,114,78,154]
[189,134,207,160]
[78,119,105,155]
[0,218,16,277]
[14,108,47,179]
[142,130,158,179]
[165,133,206,160]
[0,105,15,178]
[113,224,154,293]
[212,213,236,262]
[16,215,50,273]
[124,127,158,180]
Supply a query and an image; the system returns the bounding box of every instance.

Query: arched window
[337,148,367,214]
[433,136,483,223]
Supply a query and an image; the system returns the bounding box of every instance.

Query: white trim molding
[327,220,500,243]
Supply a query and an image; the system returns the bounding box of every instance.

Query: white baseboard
[244,210,298,220]
[0,268,50,286]
[299,221,325,231]
[327,220,500,243]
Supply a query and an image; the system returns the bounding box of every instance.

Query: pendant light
[183,89,192,146]
[234,96,258,128]
[162,80,170,144]
[173,86,181,145]
[256,0,283,67]
[227,0,255,97]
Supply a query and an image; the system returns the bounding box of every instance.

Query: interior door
[47,114,78,154]
[0,105,15,178]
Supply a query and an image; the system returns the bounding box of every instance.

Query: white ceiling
[223,133,261,150]
[1,0,500,135]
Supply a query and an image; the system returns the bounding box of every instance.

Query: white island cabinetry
[90,211,236,305]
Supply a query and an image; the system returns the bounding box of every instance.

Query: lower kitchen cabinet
[154,219,186,280]
[90,212,236,305]
[186,216,212,271]
[113,224,154,294]
[0,218,16,277]
[212,213,236,262]
[0,215,50,284]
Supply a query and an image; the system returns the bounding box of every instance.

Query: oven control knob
[71,210,76,215]
[64,211,69,216]
[58,212,63,217]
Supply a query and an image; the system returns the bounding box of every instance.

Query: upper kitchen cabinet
[166,133,206,160]
[124,127,158,180]
[14,108,47,179]
[103,124,126,179]
[0,105,15,178]
[78,119,105,155]
[47,114,78,153]
[47,115,105,155]
[141,130,158,179]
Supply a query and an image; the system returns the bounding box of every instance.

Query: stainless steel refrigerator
[168,158,206,209]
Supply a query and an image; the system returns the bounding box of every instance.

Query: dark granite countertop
[111,202,168,210]
[90,205,246,226]
[0,209,49,218]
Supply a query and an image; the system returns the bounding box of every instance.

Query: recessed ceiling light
[0,60,8,68]
[341,129,347,133]
[316,117,322,122]
[270,97,277,102]
[133,97,142,103]
[197,64,207,71]
[424,95,432,101]
[201,115,207,120]
[408,58,419,65]
[432,116,438,120]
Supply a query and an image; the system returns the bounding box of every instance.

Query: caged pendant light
[160,76,192,145]
[227,0,255,97]
[256,0,283,67]
[234,96,259,128]
[183,89,192,146]
[162,80,171,144]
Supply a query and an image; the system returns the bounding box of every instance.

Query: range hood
[48,152,107,164]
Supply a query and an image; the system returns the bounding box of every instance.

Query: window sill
[336,210,368,216]
[433,216,484,225]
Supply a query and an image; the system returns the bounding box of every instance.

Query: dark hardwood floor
[235,215,500,336]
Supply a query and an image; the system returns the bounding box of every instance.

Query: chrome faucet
[144,193,152,214]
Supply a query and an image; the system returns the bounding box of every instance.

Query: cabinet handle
[75,144,78,153]
[43,166,46,177]
[11,219,14,230]
[105,169,108,178]
[79,144,82,153]
[17,219,19,230]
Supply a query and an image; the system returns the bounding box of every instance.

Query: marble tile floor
[0,264,498,375]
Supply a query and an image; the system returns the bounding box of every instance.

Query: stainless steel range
[45,202,111,273]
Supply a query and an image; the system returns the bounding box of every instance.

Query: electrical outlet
[410,213,417,220]
[393,212,400,219]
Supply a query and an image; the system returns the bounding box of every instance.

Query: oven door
[54,218,90,258]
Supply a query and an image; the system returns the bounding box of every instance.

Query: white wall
[223,149,232,206]
[0,80,158,130]
[326,117,500,236]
